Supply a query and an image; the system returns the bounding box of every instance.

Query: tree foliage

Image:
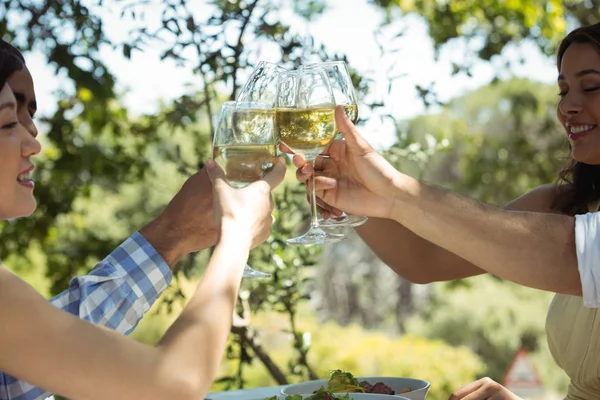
[371,0,600,89]
[410,78,566,204]
[373,0,600,60]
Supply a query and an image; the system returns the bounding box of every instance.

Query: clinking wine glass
[275,67,345,245]
[213,101,277,278]
[301,61,368,229]
[236,61,288,106]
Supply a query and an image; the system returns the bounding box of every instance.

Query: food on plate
[326,370,364,393]
[265,387,352,399]
[327,370,410,395]
[269,370,412,399]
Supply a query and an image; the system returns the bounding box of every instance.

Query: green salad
[263,369,411,399]
[264,386,352,399]
[264,370,366,400]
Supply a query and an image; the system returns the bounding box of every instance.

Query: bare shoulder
[503,183,569,213]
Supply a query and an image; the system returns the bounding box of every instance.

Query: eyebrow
[558,69,600,81]
[0,102,16,113]
[13,92,37,113]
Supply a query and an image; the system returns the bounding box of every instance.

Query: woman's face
[558,42,600,164]
[7,66,37,137]
[0,83,41,220]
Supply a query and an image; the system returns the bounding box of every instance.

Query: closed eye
[1,121,18,130]
[584,86,600,93]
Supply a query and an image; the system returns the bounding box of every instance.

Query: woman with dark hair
[0,41,36,138]
[294,23,600,399]
[0,44,286,400]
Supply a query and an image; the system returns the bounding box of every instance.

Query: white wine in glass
[302,61,368,229]
[213,101,277,278]
[275,107,336,160]
[213,144,277,188]
[275,68,345,245]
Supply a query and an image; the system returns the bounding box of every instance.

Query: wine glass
[236,61,288,106]
[275,67,345,245]
[213,101,277,278]
[301,61,368,229]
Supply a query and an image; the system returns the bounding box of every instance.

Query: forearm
[156,229,250,397]
[390,175,580,294]
[139,214,217,269]
[355,218,484,283]
[50,232,172,335]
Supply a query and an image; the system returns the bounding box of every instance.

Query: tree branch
[230,0,261,100]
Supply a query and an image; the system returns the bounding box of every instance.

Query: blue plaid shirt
[0,232,172,400]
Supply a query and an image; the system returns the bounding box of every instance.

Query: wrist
[217,219,253,252]
[139,218,185,269]
[389,172,419,223]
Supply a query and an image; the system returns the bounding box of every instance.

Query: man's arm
[50,232,173,334]
[355,184,559,284]
[389,175,579,295]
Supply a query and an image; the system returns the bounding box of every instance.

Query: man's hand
[449,378,522,400]
[140,169,218,268]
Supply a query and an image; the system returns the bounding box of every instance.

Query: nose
[18,109,38,137]
[558,91,584,116]
[19,123,41,157]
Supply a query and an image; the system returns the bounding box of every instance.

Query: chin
[0,194,38,220]
[571,149,600,165]
[13,198,38,218]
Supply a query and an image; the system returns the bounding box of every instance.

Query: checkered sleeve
[0,232,172,400]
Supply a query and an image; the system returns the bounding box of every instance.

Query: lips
[17,165,35,188]
[566,123,597,140]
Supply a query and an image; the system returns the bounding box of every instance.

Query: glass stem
[309,159,320,229]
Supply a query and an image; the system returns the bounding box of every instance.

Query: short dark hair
[0,39,25,63]
[0,39,26,92]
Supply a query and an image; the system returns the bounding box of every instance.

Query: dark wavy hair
[552,23,600,215]
[0,39,26,96]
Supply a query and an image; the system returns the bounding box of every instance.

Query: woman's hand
[449,378,523,400]
[207,157,286,249]
[293,106,402,219]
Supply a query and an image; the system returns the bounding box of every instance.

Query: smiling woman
[0,51,41,220]
[553,27,600,215]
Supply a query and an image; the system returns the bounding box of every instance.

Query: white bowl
[281,377,430,400]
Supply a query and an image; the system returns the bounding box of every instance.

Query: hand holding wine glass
[299,61,368,228]
[275,67,344,245]
[212,101,280,278]
[206,157,286,250]
[294,106,401,220]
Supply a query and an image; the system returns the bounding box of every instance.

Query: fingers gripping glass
[213,101,277,278]
[275,67,345,245]
[300,61,368,229]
